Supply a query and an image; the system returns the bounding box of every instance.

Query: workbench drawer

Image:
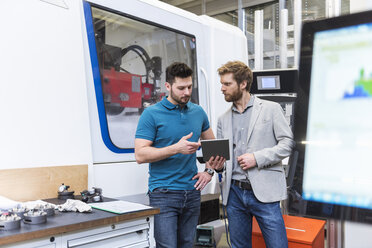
[63,218,150,248]
[2,236,60,248]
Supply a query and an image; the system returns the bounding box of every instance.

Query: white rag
[57,199,92,213]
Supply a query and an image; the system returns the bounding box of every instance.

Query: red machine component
[98,43,163,114]
[142,82,154,101]
[102,68,144,109]
[101,68,165,115]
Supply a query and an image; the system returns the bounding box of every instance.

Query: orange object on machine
[252,215,326,248]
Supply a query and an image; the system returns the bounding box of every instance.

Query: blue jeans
[149,188,201,248]
[226,184,288,248]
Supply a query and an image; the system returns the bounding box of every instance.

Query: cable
[121,45,151,83]
[218,167,232,248]
[119,67,146,77]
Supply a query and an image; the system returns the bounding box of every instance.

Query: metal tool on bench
[80,187,103,203]
[0,213,21,230]
[9,207,28,219]
[23,209,47,224]
[58,183,75,200]
[34,204,55,217]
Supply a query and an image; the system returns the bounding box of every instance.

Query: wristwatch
[215,165,225,173]
[204,168,214,176]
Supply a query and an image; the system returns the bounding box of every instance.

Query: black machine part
[58,191,75,200]
[121,45,162,84]
[80,187,103,203]
[195,226,214,247]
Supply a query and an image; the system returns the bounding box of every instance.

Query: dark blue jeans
[149,188,201,248]
[226,184,288,248]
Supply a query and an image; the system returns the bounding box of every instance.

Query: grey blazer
[217,96,295,205]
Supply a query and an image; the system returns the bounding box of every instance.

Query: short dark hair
[217,61,253,92]
[166,62,193,85]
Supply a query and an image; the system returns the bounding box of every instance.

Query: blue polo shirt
[135,97,210,191]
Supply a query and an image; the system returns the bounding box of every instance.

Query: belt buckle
[235,180,250,190]
[238,181,243,188]
[234,180,243,189]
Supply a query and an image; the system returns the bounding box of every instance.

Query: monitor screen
[257,75,280,90]
[289,10,372,224]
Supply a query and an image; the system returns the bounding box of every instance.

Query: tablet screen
[201,139,230,162]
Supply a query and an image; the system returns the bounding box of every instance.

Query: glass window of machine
[89,6,198,151]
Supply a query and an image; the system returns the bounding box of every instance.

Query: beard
[224,88,243,102]
[170,88,190,105]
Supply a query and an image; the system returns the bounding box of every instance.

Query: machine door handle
[200,67,211,126]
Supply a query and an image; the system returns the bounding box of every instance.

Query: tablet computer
[201,139,230,162]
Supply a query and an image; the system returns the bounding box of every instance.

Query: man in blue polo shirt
[135,62,225,248]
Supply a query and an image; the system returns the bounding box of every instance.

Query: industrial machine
[251,69,298,132]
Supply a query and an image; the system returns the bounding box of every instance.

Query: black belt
[232,179,252,190]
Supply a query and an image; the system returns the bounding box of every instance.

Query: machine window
[90,6,198,150]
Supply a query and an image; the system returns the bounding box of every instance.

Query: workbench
[0,196,159,248]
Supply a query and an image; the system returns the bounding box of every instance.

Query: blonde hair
[217,61,253,91]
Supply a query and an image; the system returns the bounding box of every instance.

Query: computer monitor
[288,10,372,224]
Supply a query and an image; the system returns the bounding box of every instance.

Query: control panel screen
[257,75,280,90]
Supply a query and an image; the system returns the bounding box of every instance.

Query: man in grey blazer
[211,61,295,248]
